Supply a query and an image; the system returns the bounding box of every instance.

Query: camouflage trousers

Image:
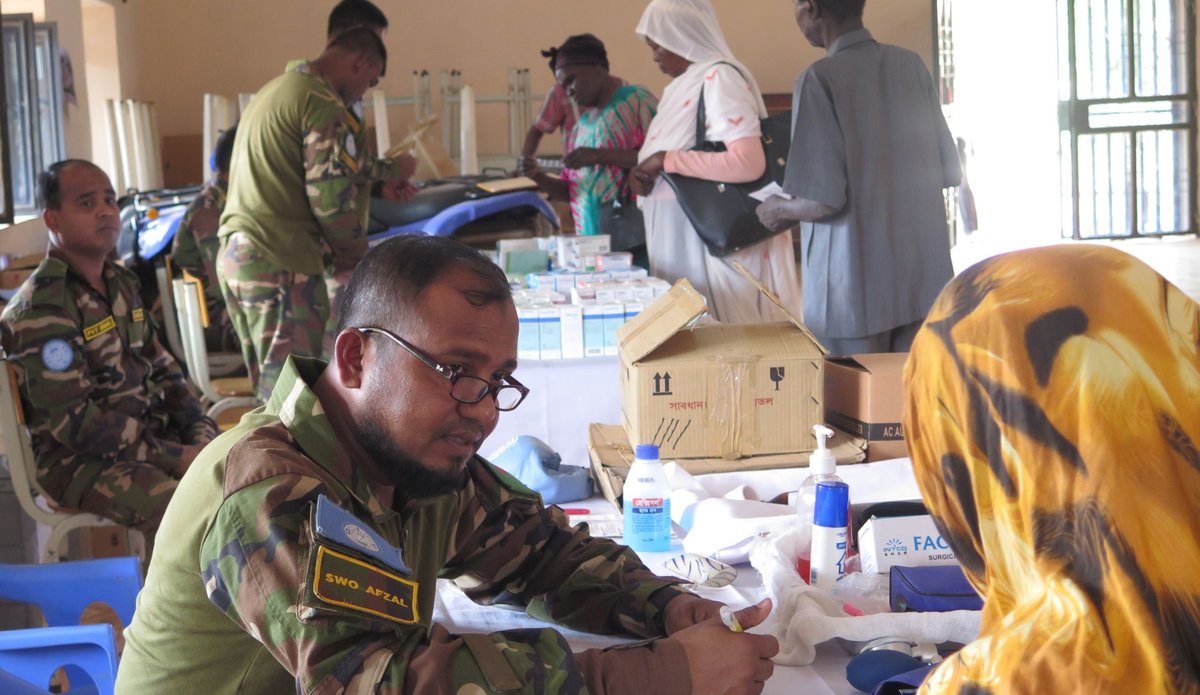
[217,232,329,401]
[75,459,180,559]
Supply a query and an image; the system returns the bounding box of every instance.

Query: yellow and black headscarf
[903,245,1200,694]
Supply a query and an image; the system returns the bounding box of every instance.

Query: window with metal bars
[1,14,66,224]
[1058,0,1196,239]
[935,0,1196,240]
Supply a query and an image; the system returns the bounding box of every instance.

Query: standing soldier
[1,160,217,556]
[292,0,392,344]
[217,26,417,402]
[170,123,239,353]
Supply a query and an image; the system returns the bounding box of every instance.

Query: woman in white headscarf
[631,0,801,324]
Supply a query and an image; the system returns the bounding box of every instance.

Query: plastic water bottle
[809,480,850,589]
[622,444,671,552]
[795,425,841,581]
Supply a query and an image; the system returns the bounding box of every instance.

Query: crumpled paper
[666,463,795,565]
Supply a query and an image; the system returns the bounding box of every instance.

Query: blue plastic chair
[0,625,117,695]
[0,557,141,694]
[0,667,53,694]
[0,557,142,627]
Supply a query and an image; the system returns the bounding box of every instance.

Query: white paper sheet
[749,181,793,202]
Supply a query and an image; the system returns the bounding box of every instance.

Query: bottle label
[624,497,671,551]
[809,525,848,589]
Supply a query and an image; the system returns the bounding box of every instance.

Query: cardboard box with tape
[616,278,827,460]
[824,353,908,462]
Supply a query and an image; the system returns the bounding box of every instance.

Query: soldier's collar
[46,248,125,289]
[285,58,311,74]
[271,356,392,521]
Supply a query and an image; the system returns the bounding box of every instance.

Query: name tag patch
[132,307,144,322]
[83,316,116,341]
[312,544,419,625]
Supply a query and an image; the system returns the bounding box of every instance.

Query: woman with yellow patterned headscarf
[903,245,1200,694]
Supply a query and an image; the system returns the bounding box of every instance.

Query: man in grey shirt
[757,0,961,355]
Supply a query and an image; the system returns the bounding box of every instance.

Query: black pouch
[889,565,983,613]
[598,198,646,253]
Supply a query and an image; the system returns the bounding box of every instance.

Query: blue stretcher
[369,190,557,241]
[122,177,559,265]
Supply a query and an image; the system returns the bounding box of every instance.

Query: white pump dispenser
[795,424,843,581]
[809,424,836,476]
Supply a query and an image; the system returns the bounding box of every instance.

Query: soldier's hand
[390,152,419,181]
[380,179,420,202]
[662,593,725,635]
[672,598,778,695]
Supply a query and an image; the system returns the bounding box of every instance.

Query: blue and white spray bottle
[795,425,840,581]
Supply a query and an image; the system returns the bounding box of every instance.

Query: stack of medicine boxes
[511,235,670,360]
[515,269,671,360]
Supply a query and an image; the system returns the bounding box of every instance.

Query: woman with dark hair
[523,34,657,251]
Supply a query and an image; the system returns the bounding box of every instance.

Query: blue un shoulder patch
[313,494,411,576]
[40,339,73,372]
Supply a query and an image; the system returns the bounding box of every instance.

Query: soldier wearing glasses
[118,234,778,695]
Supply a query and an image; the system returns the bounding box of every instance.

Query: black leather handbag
[597,195,646,253]
[661,68,792,257]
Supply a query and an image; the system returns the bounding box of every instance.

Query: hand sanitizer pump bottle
[622,444,671,552]
[795,425,840,581]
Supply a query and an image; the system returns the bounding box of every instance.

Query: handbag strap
[693,85,708,150]
[691,61,752,150]
[691,60,753,150]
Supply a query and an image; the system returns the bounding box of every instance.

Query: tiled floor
[950,232,1200,303]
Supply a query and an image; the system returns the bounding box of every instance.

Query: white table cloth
[433,459,922,693]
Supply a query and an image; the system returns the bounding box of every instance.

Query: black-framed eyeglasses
[354,326,529,411]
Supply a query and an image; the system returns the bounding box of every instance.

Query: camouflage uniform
[217,61,400,401]
[117,356,694,695]
[0,250,217,552]
[170,177,239,353]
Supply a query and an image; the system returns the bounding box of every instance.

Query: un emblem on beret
[343,523,379,553]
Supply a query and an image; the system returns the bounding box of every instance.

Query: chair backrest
[172,277,218,403]
[155,258,185,364]
[0,557,142,627]
[0,624,118,695]
[0,359,127,562]
[0,361,61,528]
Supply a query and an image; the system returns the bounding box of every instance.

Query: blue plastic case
[888,565,983,613]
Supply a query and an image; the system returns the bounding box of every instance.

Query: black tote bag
[661,68,792,257]
[597,196,646,253]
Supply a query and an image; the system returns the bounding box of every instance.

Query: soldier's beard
[354,412,469,498]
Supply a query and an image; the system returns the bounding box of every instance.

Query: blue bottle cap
[813,480,849,527]
[634,444,660,461]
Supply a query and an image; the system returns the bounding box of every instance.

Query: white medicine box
[858,514,959,574]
